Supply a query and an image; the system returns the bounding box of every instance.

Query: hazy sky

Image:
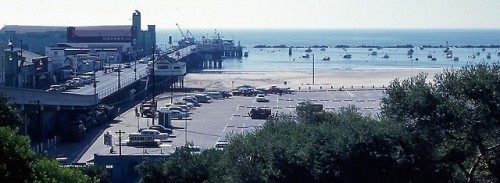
[1,0,499,29]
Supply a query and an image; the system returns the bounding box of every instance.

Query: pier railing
[97,73,148,99]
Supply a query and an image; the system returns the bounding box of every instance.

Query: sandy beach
[182,68,443,91]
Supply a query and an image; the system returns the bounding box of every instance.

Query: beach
[182,68,443,91]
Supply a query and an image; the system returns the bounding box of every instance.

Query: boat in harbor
[453,57,459,61]
[305,47,312,52]
[343,54,352,59]
[302,54,310,58]
[407,49,414,55]
[244,51,249,57]
[382,54,389,59]
[371,51,377,56]
[427,54,433,59]
[322,56,330,61]
[320,48,326,51]
[431,57,437,61]
[486,53,491,59]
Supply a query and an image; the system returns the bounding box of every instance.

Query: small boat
[446,54,452,58]
[407,49,414,55]
[382,54,389,59]
[497,52,500,56]
[427,54,433,59]
[302,54,310,58]
[320,48,326,51]
[453,57,459,61]
[371,51,378,56]
[476,52,480,56]
[305,48,312,52]
[322,56,330,61]
[244,52,249,57]
[368,48,373,51]
[431,58,437,61]
[482,48,486,51]
[486,53,491,59]
[343,54,351,59]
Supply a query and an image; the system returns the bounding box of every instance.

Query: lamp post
[312,54,315,85]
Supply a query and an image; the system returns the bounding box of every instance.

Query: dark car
[148,125,173,134]
[219,91,232,98]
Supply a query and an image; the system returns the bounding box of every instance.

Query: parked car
[138,59,146,64]
[219,91,232,98]
[47,84,64,92]
[169,110,189,119]
[159,108,190,119]
[194,94,211,103]
[206,91,223,99]
[138,129,169,141]
[173,100,194,108]
[123,63,131,68]
[182,97,201,107]
[255,94,269,102]
[185,145,202,155]
[140,125,173,134]
[214,140,229,150]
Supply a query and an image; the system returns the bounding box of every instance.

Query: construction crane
[176,23,187,40]
[176,23,197,48]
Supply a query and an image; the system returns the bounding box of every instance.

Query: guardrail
[97,73,148,99]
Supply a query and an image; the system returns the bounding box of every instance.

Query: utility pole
[115,130,125,183]
[36,100,42,153]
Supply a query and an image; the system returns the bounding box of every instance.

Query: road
[76,88,383,163]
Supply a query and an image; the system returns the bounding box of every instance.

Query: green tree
[0,94,94,182]
[0,94,24,129]
[0,127,35,182]
[381,63,500,182]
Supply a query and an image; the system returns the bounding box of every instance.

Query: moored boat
[343,54,351,59]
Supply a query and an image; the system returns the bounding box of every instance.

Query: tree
[381,63,500,182]
[0,94,94,182]
[0,127,35,182]
[0,94,24,129]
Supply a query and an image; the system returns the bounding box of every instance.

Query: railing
[97,73,148,99]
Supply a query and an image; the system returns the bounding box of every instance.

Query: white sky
[1,0,499,29]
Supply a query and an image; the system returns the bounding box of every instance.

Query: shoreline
[182,69,443,91]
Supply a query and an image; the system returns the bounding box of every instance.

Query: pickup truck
[140,101,155,117]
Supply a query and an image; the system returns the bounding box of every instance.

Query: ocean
[156,29,500,72]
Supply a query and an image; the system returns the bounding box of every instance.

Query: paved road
[75,89,383,163]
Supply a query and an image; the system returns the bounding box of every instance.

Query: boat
[244,52,248,57]
[305,48,312,52]
[407,49,414,55]
[371,51,377,56]
[382,54,389,59]
[427,54,433,59]
[431,58,437,61]
[302,54,310,58]
[497,52,500,56]
[446,54,452,58]
[322,56,330,61]
[343,54,351,59]
[320,48,326,51]
[486,53,491,59]
[368,48,373,51]
[453,57,459,61]
[482,48,486,51]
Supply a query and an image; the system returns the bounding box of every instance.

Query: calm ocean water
[157,29,500,72]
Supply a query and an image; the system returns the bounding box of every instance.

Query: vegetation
[137,63,500,183]
[0,94,106,182]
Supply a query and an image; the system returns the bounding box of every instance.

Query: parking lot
[78,89,384,163]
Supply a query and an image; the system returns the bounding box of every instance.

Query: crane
[176,23,187,40]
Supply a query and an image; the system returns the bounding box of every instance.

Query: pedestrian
[135,107,139,117]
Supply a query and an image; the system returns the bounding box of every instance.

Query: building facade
[0,10,155,57]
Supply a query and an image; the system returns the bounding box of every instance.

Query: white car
[214,140,229,150]
[255,94,269,102]
[186,145,202,155]
[138,129,169,141]
[206,92,223,99]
